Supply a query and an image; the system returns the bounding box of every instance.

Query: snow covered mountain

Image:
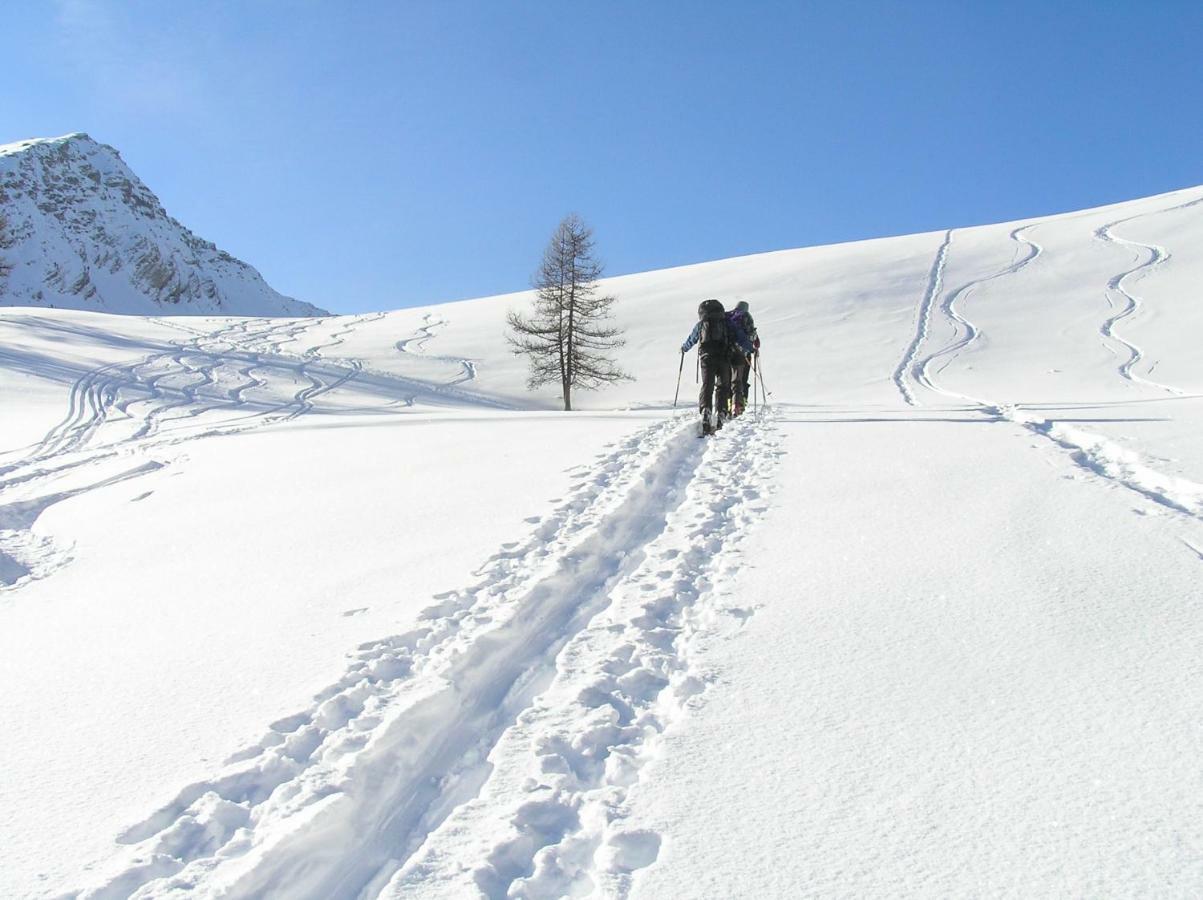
[0,134,325,316]
[2,182,1203,898]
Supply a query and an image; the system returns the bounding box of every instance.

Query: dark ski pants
[730,355,750,410]
[699,354,732,420]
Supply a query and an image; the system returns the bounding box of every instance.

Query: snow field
[628,410,1203,897]
[3,180,1203,897]
[0,305,651,896]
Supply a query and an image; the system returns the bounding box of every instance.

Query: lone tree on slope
[506,214,630,411]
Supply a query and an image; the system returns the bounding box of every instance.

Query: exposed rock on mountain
[0,133,325,316]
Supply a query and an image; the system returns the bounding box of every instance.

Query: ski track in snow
[997,406,1203,522]
[914,225,1043,406]
[0,311,493,592]
[891,229,952,406]
[903,203,1203,548]
[1009,199,1203,533]
[387,313,505,409]
[1094,194,1203,395]
[73,411,782,900]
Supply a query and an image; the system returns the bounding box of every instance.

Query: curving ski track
[396,313,483,390]
[74,412,782,900]
[0,311,497,592]
[1094,193,1203,396]
[913,224,1044,406]
[901,201,1203,552]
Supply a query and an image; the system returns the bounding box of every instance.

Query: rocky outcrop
[0,134,325,316]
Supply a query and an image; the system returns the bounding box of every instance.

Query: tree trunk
[563,263,576,411]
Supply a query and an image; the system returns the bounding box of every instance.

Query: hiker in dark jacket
[726,300,760,415]
[682,298,754,434]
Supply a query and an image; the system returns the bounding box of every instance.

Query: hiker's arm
[681,322,702,353]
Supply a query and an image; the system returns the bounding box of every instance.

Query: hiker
[726,300,760,416]
[681,299,754,435]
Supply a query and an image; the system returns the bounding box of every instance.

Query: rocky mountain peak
[0,134,326,316]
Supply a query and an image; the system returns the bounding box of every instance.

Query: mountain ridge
[0,132,325,316]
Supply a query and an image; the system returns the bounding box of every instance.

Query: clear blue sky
[6,1,1202,314]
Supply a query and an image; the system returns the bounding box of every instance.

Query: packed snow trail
[75,411,781,899]
[385,411,781,899]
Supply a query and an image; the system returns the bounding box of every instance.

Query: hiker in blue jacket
[682,298,754,435]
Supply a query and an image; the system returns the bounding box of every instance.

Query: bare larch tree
[506,214,630,410]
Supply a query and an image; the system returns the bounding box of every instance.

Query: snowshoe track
[75,412,782,899]
[389,411,782,900]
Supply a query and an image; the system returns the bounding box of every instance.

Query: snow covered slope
[0,134,324,316]
[2,182,1203,899]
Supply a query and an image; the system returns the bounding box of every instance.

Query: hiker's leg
[698,356,715,417]
[717,363,733,422]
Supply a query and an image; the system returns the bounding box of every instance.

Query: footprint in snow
[601,829,662,873]
[342,607,368,617]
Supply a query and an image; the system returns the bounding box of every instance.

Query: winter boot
[701,411,713,436]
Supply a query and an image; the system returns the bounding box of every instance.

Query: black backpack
[697,299,728,351]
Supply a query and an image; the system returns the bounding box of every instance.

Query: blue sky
[6,1,1202,314]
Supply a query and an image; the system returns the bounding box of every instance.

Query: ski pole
[673,351,684,408]
[752,354,758,412]
[759,357,771,405]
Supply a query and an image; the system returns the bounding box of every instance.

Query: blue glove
[680,344,688,353]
